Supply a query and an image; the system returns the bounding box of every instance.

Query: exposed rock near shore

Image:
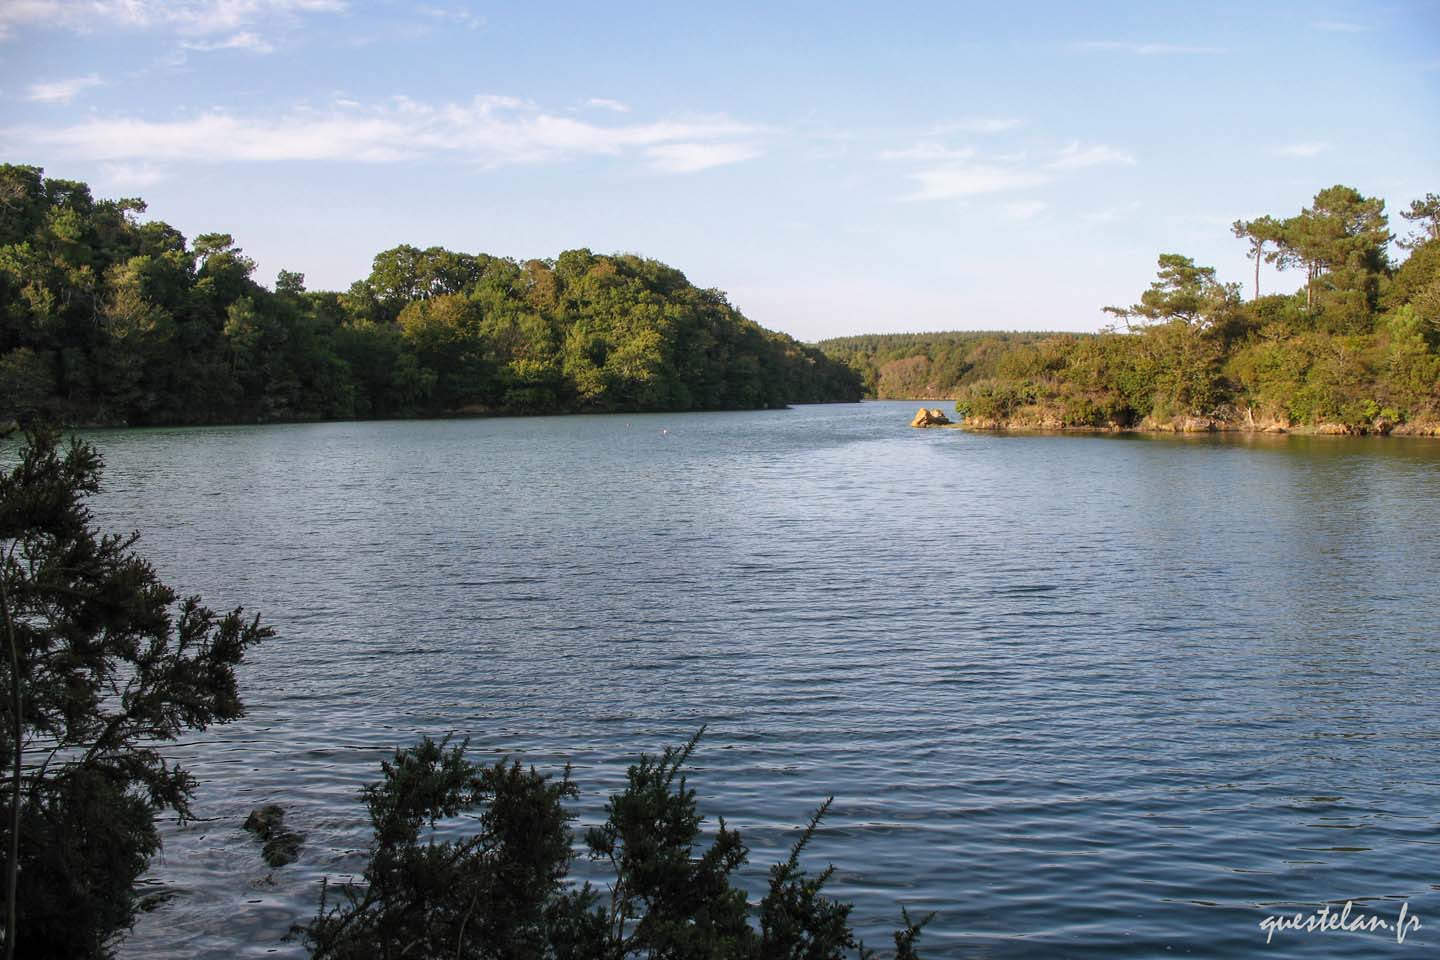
[910,407,953,427]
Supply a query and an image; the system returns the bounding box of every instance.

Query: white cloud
[586,98,632,113]
[1311,20,1372,33]
[7,95,764,174]
[0,0,346,43]
[1274,141,1329,158]
[25,73,103,104]
[884,136,1135,204]
[879,143,977,162]
[928,116,1022,135]
[1049,141,1136,169]
[416,4,485,30]
[1073,40,1226,56]
[99,161,170,187]
[907,164,1051,200]
[182,31,275,53]
[1082,202,1141,224]
[1002,200,1047,220]
[644,141,762,173]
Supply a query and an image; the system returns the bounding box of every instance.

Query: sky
[2,0,1437,341]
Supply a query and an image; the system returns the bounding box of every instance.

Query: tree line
[0,164,862,427]
[816,331,1070,400]
[822,186,1440,434]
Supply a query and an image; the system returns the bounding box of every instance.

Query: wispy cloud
[645,141,762,173]
[0,0,346,44]
[1002,200,1047,220]
[1072,40,1226,56]
[928,116,1022,135]
[1082,202,1141,224]
[416,4,485,30]
[1274,141,1330,158]
[7,95,764,173]
[906,164,1051,200]
[25,73,103,104]
[1049,141,1136,169]
[99,161,170,187]
[586,98,632,113]
[182,31,275,53]
[1311,20,1372,33]
[879,143,977,163]
[885,134,1136,203]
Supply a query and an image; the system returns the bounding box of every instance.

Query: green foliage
[1103,253,1239,329]
[816,331,1065,399]
[0,165,860,426]
[0,431,270,959]
[304,730,927,960]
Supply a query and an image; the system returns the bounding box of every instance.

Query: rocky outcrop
[910,407,952,427]
[1392,420,1440,436]
[244,804,304,868]
[1140,415,1220,433]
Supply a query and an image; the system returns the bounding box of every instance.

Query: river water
[78,401,1437,957]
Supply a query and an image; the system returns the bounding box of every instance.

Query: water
[67,400,1438,957]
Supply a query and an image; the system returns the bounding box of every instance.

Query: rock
[244,804,284,837]
[262,832,303,868]
[1372,417,1395,436]
[910,407,952,427]
[244,804,304,868]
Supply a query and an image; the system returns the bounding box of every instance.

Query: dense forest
[0,164,862,426]
[816,331,1073,399]
[822,186,1440,435]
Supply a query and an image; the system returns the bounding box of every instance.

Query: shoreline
[955,415,1440,438]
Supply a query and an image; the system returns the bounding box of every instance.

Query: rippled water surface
[77,401,1438,957]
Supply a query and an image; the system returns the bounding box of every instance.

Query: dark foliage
[0,431,270,959]
[304,730,929,959]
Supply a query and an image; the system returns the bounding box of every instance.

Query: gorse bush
[304,730,929,960]
[0,431,270,959]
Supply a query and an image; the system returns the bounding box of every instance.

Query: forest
[0,164,862,426]
[822,186,1440,434]
[816,331,1069,400]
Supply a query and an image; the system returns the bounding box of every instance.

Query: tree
[1271,186,1390,314]
[1399,193,1440,249]
[0,431,270,959]
[1232,216,1284,300]
[1103,254,1237,329]
[304,729,930,959]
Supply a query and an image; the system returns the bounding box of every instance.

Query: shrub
[0,431,270,959]
[304,730,929,959]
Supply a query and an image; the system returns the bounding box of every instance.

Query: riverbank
[957,412,1440,437]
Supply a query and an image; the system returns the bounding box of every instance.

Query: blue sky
[2,1,1437,340]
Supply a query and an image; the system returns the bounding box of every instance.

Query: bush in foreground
[0,431,271,959]
[304,730,928,959]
